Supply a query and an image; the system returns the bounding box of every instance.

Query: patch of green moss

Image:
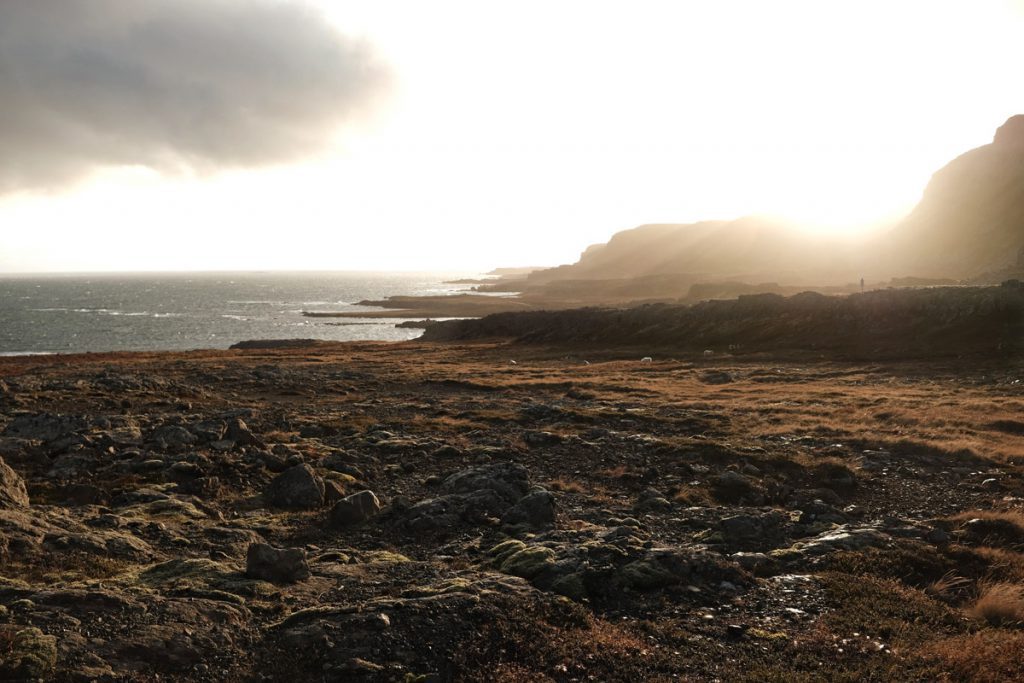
[499,547,556,579]
[619,559,678,589]
[748,628,789,641]
[141,498,207,519]
[487,539,527,565]
[359,550,411,564]
[137,558,230,589]
[136,558,275,599]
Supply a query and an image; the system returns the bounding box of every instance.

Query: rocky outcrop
[0,457,29,508]
[398,463,556,534]
[424,284,1024,358]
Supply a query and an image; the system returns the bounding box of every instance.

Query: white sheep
[703,350,714,357]
[509,360,517,366]
[641,356,653,362]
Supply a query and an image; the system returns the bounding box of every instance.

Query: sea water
[0,271,480,354]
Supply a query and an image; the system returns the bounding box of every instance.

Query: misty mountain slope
[523,218,868,289]
[890,115,1024,279]
[513,116,1024,292]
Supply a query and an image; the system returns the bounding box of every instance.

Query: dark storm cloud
[0,1,388,193]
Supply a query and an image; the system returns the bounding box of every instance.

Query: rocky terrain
[424,282,1024,360]
[1,338,1024,680]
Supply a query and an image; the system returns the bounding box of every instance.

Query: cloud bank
[0,1,388,193]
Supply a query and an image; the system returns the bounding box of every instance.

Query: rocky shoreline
[0,342,1023,680]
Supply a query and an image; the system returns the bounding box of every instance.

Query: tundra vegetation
[1,313,1023,680]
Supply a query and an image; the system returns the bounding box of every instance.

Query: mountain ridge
[511,115,1024,291]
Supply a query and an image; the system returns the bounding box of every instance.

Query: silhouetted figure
[860,277,865,292]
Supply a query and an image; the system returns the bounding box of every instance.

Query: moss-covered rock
[0,626,57,680]
[550,572,587,601]
[499,546,556,579]
[619,558,679,589]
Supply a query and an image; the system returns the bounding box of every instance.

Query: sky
[1,0,1023,273]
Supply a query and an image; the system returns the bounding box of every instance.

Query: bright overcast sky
[1,0,1023,273]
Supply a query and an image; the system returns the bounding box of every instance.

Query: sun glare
[1,0,1023,271]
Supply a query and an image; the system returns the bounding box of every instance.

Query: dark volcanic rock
[718,512,790,551]
[501,489,556,530]
[402,489,508,533]
[2,413,84,443]
[246,543,311,583]
[266,464,325,510]
[401,465,554,534]
[442,462,530,503]
[230,339,327,350]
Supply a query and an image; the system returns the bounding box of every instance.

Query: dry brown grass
[952,509,1024,527]
[951,511,1024,551]
[924,631,1024,683]
[672,485,712,506]
[262,430,299,443]
[925,571,972,603]
[962,546,1024,584]
[547,478,587,494]
[967,581,1024,626]
[596,465,630,479]
[2,553,127,585]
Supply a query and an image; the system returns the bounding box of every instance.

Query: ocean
[0,271,480,355]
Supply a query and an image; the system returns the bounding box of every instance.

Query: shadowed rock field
[1,340,1024,681]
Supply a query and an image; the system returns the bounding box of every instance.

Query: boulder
[501,489,556,529]
[227,418,265,448]
[633,488,672,514]
[401,490,506,533]
[266,465,325,510]
[0,457,29,508]
[246,543,310,583]
[150,424,197,450]
[718,512,789,551]
[323,480,347,504]
[442,462,530,503]
[329,490,381,528]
